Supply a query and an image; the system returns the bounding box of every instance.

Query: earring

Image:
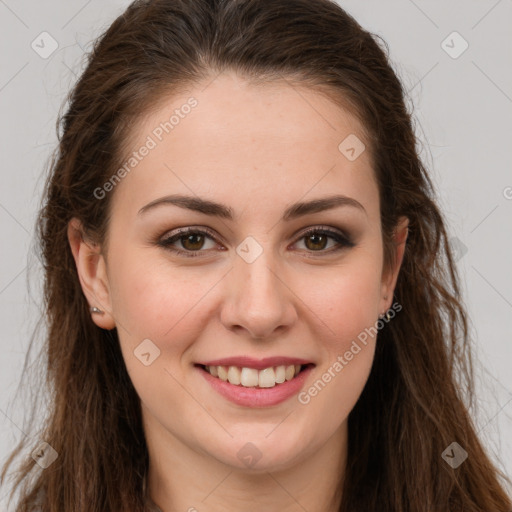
[379,310,391,322]
[90,306,104,315]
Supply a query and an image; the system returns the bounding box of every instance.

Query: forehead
[110,72,378,220]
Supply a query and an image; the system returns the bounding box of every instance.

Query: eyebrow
[137,193,367,220]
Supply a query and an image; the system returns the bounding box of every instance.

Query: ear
[380,216,409,313]
[67,218,116,330]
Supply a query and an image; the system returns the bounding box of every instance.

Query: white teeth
[240,367,259,387]
[217,366,228,382]
[275,365,286,383]
[205,364,304,388]
[258,367,275,388]
[227,366,241,385]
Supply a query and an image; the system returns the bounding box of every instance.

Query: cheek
[109,251,201,334]
[296,266,381,422]
[297,253,384,344]
[109,258,204,404]
[293,252,382,408]
[108,251,224,378]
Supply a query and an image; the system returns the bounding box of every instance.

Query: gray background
[1,0,511,507]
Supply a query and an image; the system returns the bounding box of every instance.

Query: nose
[220,245,297,340]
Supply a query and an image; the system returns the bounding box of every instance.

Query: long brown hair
[2,0,511,510]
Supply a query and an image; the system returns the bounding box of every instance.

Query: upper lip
[197,356,314,370]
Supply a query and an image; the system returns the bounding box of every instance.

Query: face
[69,71,407,474]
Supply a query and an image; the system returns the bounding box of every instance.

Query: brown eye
[158,227,219,257]
[180,232,206,251]
[304,232,329,251]
[294,227,354,254]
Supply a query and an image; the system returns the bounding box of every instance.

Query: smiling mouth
[197,363,314,389]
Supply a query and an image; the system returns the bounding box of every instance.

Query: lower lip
[196,365,314,407]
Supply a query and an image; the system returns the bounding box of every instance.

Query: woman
[2,0,511,510]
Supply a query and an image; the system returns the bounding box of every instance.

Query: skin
[68,71,408,512]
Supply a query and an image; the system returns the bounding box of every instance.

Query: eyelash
[156,225,355,258]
